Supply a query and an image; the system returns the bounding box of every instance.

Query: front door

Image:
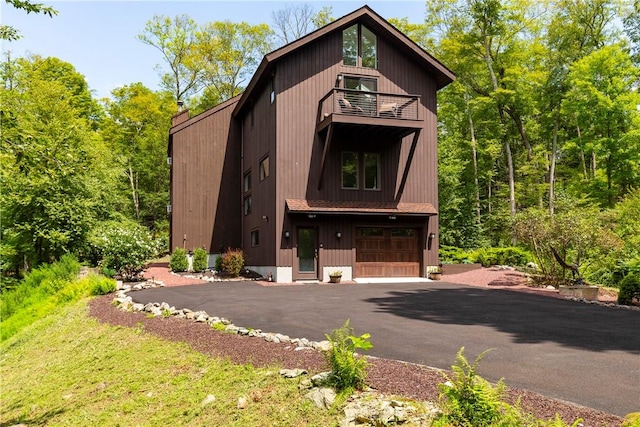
[296,227,318,280]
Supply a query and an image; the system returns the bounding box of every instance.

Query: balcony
[317,88,423,139]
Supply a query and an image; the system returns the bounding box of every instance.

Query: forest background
[1,0,639,289]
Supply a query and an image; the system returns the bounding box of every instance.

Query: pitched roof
[233,5,455,117]
[286,199,437,216]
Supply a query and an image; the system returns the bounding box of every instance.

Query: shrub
[89,220,159,281]
[169,248,188,273]
[434,347,583,427]
[1,254,80,321]
[435,348,507,426]
[192,247,208,272]
[323,319,373,392]
[0,256,116,341]
[618,273,640,305]
[440,245,474,264]
[471,247,531,267]
[220,249,244,276]
[214,255,223,272]
[89,275,117,295]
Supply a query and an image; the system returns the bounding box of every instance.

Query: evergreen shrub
[618,273,640,305]
[169,248,188,272]
[192,247,208,272]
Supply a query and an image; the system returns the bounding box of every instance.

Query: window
[251,229,260,246]
[360,227,384,237]
[392,229,415,237]
[259,156,270,181]
[342,24,377,69]
[344,76,377,115]
[243,195,252,215]
[244,171,251,193]
[364,153,380,190]
[342,152,359,189]
[270,79,275,104]
[341,151,382,191]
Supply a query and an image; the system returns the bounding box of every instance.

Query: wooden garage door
[355,227,420,277]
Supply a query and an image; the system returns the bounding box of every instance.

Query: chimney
[171,101,189,127]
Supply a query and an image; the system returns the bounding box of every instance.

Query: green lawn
[0,299,341,426]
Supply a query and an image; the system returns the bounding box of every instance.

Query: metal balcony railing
[318,88,420,122]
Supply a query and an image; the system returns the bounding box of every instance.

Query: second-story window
[341,151,382,191]
[244,171,252,193]
[342,151,359,189]
[342,24,377,69]
[364,153,380,190]
[259,156,270,181]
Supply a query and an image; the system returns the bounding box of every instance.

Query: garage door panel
[355,227,420,277]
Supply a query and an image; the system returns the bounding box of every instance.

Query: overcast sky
[2,1,427,98]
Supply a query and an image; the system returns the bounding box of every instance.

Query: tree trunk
[576,122,588,179]
[466,97,481,225]
[505,139,516,225]
[127,165,140,219]
[510,110,533,158]
[549,117,558,216]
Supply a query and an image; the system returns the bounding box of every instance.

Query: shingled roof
[286,199,437,216]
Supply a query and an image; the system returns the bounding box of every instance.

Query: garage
[355,227,420,277]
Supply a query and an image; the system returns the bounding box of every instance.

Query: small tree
[169,247,188,273]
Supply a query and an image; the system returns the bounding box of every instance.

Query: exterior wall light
[284,231,290,238]
[428,232,436,250]
[262,215,269,222]
[308,214,317,219]
[335,231,342,239]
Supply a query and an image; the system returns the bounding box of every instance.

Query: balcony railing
[318,88,420,122]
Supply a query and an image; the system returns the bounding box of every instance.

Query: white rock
[237,396,247,409]
[305,387,336,409]
[201,394,216,407]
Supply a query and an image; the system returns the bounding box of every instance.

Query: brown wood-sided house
[168,6,455,282]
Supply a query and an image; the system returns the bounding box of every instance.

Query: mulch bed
[89,293,624,426]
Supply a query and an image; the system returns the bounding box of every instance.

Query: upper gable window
[342,24,377,69]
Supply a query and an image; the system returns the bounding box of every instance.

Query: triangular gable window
[343,24,377,69]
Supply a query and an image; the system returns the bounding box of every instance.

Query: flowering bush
[89,220,159,281]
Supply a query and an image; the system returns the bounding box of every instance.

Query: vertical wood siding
[269,24,441,269]
[170,101,241,254]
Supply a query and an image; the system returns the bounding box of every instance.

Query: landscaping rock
[279,368,307,378]
[305,387,336,409]
[201,394,216,407]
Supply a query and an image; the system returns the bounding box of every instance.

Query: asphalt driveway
[132,281,640,416]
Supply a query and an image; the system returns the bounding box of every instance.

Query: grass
[0,299,342,426]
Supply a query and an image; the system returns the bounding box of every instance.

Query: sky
[1,1,427,99]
